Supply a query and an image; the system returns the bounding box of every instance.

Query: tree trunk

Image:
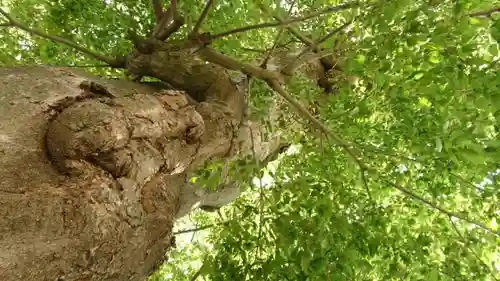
[0,66,278,281]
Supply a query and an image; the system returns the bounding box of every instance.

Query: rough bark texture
[0,66,280,281]
[0,0,358,279]
[0,42,337,281]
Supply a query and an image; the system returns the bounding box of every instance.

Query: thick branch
[0,8,124,67]
[163,0,178,24]
[198,45,361,168]
[156,11,184,40]
[198,47,282,81]
[152,0,184,41]
[152,0,165,22]
[191,0,214,36]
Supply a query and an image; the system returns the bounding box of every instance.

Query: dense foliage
[1,0,499,280]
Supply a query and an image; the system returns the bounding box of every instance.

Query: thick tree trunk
[0,66,278,281]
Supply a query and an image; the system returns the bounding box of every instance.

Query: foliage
[1,0,499,280]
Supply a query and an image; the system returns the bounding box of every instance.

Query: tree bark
[0,66,279,281]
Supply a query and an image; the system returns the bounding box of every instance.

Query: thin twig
[469,7,500,18]
[256,0,341,73]
[210,20,304,40]
[449,172,486,192]
[383,179,499,236]
[358,143,492,195]
[260,0,297,68]
[59,64,112,68]
[173,224,215,235]
[22,63,113,68]
[360,169,372,200]
[283,20,353,75]
[267,79,363,165]
[256,2,315,47]
[249,125,266,257]
[190,264,204,281]
[210,2,358,41]
[449,217,499,281]
[317,21,353,45]
[191,0,214,35]
[241,47,267,53]
[0,8,123,67]
[267,79,372,199]
[241,40,296,53]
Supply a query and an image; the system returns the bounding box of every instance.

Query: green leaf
[491,19,500,43]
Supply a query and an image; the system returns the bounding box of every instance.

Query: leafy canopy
[1,0,499,280]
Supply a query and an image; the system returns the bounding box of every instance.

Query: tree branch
[282,20,352,75]
[198,41,366,191]
[191,0,214,36]
[173,224,215,235]
[255,0,344,72]
[360,169,372,200]
[156,11,184,41]
[152,0,184,41]
[261,0,297,68]
[152,0,165,22]
[198,47,281,81]
[241,47,267,53]
[449,217,500,281]
[210,17,308,41]
[0,8,124,67]
[169,0,178,15]
[266,79,363,165]
[209,1,358,41]
[383,179,499,236]
[256,2,315,47]
[190,262,206,281]
[469,7,500,18]
[31,63,112,68]
[315,20,352,46]
[162,0,178,24]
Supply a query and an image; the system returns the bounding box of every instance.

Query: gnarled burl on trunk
[0,1,355,279]
[0,66,281,281]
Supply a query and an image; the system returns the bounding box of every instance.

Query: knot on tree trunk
[45,90,205,184]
